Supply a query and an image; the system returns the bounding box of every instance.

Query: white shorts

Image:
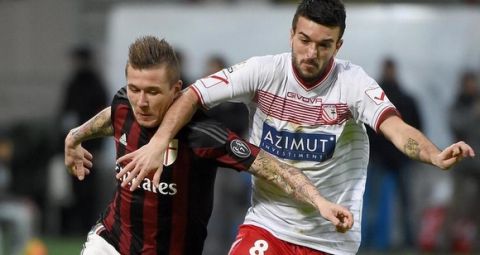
[81,223,119,255]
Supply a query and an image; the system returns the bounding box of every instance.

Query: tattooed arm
[379,115,475,169]
[64,107,113,180]
[249,150,354,233]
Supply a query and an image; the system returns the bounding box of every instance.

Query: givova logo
[260,123,336,162]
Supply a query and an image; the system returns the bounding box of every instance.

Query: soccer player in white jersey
[116,0,475,254]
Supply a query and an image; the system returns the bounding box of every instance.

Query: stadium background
[0,0,479,254]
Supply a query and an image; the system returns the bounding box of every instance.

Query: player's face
[126,65,181,128]
[291,16,343,82]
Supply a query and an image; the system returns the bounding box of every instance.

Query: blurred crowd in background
[1,0,480,254]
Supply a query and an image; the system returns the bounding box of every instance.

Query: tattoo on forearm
[250,151,322,208]
[405,138,420,159]
[71,108,113,143]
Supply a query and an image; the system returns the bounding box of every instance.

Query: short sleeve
[191,56,273,110]
[344,66,399,132]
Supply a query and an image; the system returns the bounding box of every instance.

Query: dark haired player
[64,36,353,255]
[117,1,475,254]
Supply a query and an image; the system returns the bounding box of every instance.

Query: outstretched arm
[249,150,354,233]
[64,107,113,180]
[116,87,199,190]
[379,115,475,169]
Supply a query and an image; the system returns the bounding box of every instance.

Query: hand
[317,201,354,233]
[116,138,168,191]
[64,137,93,181]
[432,141,475,170]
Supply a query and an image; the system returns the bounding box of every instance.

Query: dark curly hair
[292,0,346,39]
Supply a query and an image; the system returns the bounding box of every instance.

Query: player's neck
[292,58,334,89]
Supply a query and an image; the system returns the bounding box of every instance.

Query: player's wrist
[431,154,448,170]
[150,132,170,146]
[313,196,329,211]
[65,128,81,147]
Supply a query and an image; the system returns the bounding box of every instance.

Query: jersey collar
[292,58,335,91]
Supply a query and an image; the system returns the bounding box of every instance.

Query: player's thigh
[81,227,119,255]
[228,225,285,255]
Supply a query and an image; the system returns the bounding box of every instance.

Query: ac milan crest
[163,139,178,166]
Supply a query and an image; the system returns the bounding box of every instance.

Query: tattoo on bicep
[405,138,420,159]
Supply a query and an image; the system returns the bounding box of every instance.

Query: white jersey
[191,53,397,255]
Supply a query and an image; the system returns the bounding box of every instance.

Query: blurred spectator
[362,57,421,251]
[175,49,193,89]
[8,119,53,234]
[445,70,480,253]
[204,54,227,77]
[55,45,108,235]
[0,128,37,255]
[202,54,251,255]
[187,0,269,3]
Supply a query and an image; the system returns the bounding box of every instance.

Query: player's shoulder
[334,58,372,81]
[111,87,130,111]
[113,86,128,102]
[333,59,379,100]
[240,52,288,70]
[181,112,230,148]
[250,52,290,66]
[111,86,132,124]
[240,52,289,78]
[226,53,288,82]
[335,58,365,73]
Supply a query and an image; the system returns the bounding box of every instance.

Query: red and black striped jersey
[98,87,259,255]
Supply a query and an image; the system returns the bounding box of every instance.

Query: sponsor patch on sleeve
[199,71,230,88]
[365,87,388,105]
[230,139,252,158]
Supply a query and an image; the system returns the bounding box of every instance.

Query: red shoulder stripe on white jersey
[374,106,400,133]
[190,85,209,110]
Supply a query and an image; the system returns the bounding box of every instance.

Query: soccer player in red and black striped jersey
[64,36,353,255]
